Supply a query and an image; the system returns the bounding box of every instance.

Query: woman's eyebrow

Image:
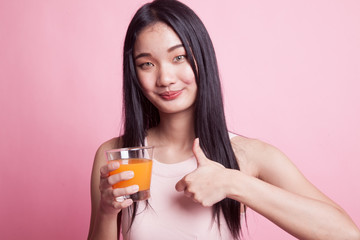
[168,44,184,53]
[134,44,184,60]
[134,53,151,60]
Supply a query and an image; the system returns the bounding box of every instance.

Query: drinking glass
[106,146,154,202]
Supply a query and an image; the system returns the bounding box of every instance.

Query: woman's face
[133,22,197,115]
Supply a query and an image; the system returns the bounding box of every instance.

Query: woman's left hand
[175,138,230,207]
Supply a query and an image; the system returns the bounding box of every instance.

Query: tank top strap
[228,131,238,139]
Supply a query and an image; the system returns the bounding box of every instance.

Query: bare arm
[88,138,138,240]
[228,137,360,240]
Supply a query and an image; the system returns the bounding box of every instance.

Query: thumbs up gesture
[175,138,230,207]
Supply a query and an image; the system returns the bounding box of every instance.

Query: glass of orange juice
[106,146,154,202]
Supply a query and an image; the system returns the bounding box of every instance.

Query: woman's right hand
[98,161,139,215]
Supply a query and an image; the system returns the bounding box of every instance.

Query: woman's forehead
[134,22,183,54]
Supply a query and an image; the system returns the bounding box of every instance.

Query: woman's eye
[138,62,154,69]
[174,55,186,62]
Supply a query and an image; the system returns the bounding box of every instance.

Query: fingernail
[116,196,125,202]
[131,185,139,192]
[111,161,119,169]
[124,171,134,178]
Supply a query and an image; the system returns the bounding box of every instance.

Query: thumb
[193,138,208,167]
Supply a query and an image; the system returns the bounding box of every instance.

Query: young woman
[88,0,360,239]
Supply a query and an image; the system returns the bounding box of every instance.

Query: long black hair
[120,0,244,239]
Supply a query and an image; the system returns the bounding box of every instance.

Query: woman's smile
[158,90,183,100]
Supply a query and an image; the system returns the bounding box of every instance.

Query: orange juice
[109,158,153,191]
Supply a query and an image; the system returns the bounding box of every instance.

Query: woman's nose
[157,65,176,87]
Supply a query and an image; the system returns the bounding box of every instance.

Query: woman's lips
[159,90,182,100]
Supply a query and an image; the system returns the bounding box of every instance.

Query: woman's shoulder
[229,133,287,176]
[229,133,264,153]
[97,136,121,153]
[230,133,281,158]
[94,137,122,164]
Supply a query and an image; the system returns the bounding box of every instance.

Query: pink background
[1,0,359,239]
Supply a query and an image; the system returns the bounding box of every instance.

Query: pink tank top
[121,133,238,240]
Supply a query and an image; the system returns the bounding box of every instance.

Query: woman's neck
[159,110,195,146]
[147,110,195,163]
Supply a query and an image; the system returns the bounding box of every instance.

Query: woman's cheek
[137,74,153,92]
[181,66,196,84]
